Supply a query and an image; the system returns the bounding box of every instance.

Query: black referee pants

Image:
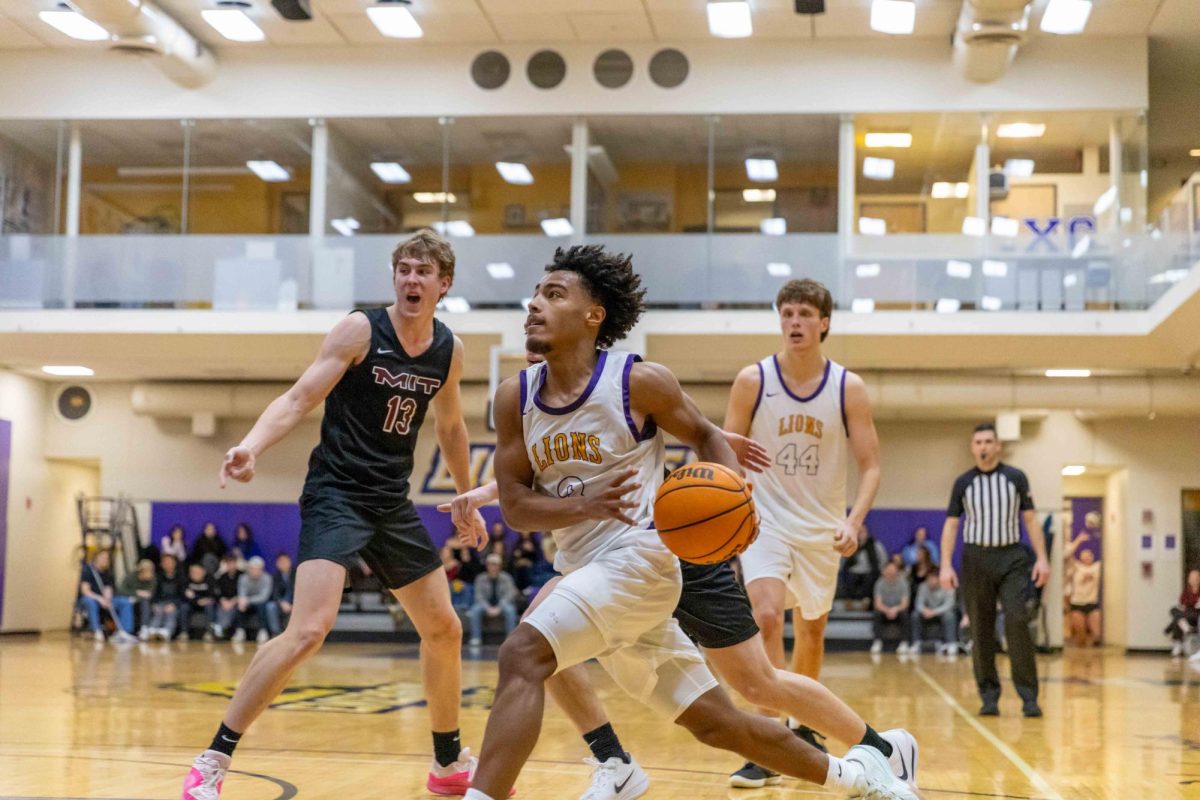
[962,544,1039,704]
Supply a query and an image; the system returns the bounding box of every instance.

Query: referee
[940,422,1049,718]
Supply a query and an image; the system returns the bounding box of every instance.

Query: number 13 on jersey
[384,396,418,435]
[776,443,819,476]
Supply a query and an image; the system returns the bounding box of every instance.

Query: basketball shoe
[728,761,782,788]
[181,751,229,800]
[842,744,919,800]
[879,728,918,790]
[426,748,516,797]
[579,755,649,800]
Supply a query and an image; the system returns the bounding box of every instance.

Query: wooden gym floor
[0,634,1197,799]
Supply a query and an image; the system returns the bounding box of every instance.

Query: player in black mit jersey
[181,230,490,800]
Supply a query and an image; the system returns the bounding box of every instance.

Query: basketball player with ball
[724,278,882,787]
[463,245,914,800]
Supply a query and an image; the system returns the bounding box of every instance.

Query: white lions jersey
[748,356,849,546]
[520,350,667,574]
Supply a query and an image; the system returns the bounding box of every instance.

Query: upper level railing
[1,231,1195,313]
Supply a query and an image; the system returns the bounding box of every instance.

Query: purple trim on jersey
[519,369,528,416]
[772,355,831,403]
[839,367,849,437]
[533,350,608,416]
[750,361,765,422]
[621,354,657,442]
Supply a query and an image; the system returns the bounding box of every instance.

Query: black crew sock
[582,723,629,764]
[432,729,462,768]
[860,725,893,759]
[208,722,242,758]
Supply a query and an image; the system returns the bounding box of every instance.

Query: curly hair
[547,245,647,349]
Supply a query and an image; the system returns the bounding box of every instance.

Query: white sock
[787,716,800,730]
[464,790,493,800]
[823,756,863,792]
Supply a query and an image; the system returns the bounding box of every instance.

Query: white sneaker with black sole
[842,744,918,800]
[879,728,919,790]
[579,755,649,800]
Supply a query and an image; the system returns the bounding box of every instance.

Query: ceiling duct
[951,0,1033,83]
[70,0,217,88]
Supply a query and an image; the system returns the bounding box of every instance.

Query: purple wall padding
[151,501,515,563]
[0,419,11,626]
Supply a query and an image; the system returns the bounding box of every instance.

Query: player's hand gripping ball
[654,462,759,564]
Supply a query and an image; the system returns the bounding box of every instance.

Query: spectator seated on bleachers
[160,524,188,564]
[231,556,279,644]
[190,521,227,575]
[182,562,217,640]
[1165,568,1200,659]
[901,526,939,569]
[509,531,545,595]
[870,561,911,654]
[116,558,156,640]
[232,522,262,569]
[212,552,242,639]
[838,524,887,610]
[467,553,518,648]
[148,553,186,641]
[272,553,295,631]
[911,570,958,655]
[442,544,474,611]
[78,549,137,643]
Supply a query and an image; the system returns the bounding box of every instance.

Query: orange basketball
[654,462,759,565]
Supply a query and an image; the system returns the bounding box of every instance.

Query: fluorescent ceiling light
[760,217,786,236]
[246,160,291,182]
[1149,269,1189,285]
[367,2,423,38]
[541,218,574,237]
[870,0,916,34]
[935,298,961,313]
[743,189,777,203]
[991,216,1020,237]
[851,298,876,313]
[432,220,475,237]
[413,192,456,203]
[42,365,94,377]
[370,162,412,184]
[996,122,1045,139]
[1190,149,1200,158]
[862,157,895,180]
[855,262,882,278]
[1061,465,1087,476]
[1040,0,1092,34]
[486,262,515,280]
[1093,185,1117,216]
[932,181,969,199]
[980,295,1003,311]
[1063,273,1079,288]
[946,260,972,279]
[706,1,753,38]
[961,216,986,236]
[745,158,778,182]
[1005,158,1035,177]
[766,262,792,277]
[864,132,912,148]
[330,217,360,236]
[495,162,534,185]
[859,217,887,236]
[1071,235,1091,259]
[440,296,471,314]
[982,259,1008,277]
[1045,369,1091,378]
[38,10,109,41]
[201,8,265,42]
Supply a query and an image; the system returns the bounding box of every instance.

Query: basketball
[654,462,759,564]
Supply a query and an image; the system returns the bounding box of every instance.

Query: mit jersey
[302,308,454,504]
[748,356,849,544]
[520,350,666,574]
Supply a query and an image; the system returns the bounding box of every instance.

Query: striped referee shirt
[947,463,1034,547]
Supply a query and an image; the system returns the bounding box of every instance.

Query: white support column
[64,122,82,308]
[837,114,855,257]
[309,118,328,238]
[570,117,588,244]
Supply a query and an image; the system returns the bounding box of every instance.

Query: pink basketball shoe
[181,751,229,800]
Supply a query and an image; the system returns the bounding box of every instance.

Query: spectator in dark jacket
[508,531,543,593]
[116,558,156,639]
[78,550,136,643]
[190,521,227,574]
[213,552,241,639]
[839,524,887,608]
[183,562,217,639]
[232,523,262,567]
[148,553,185,640]
[272,553,295,626]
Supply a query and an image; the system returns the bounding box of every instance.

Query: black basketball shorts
[673,559,760,649]
[298,492,441,591]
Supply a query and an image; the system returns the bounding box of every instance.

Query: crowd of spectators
[76,521,294,646]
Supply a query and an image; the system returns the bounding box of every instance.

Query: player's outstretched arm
[431,336,487,549]
[835,372,880,555]
[493,376,641,531]
[219,312,370,487]
[632,361,740,475]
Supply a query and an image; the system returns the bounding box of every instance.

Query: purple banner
[0,419,11,628]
